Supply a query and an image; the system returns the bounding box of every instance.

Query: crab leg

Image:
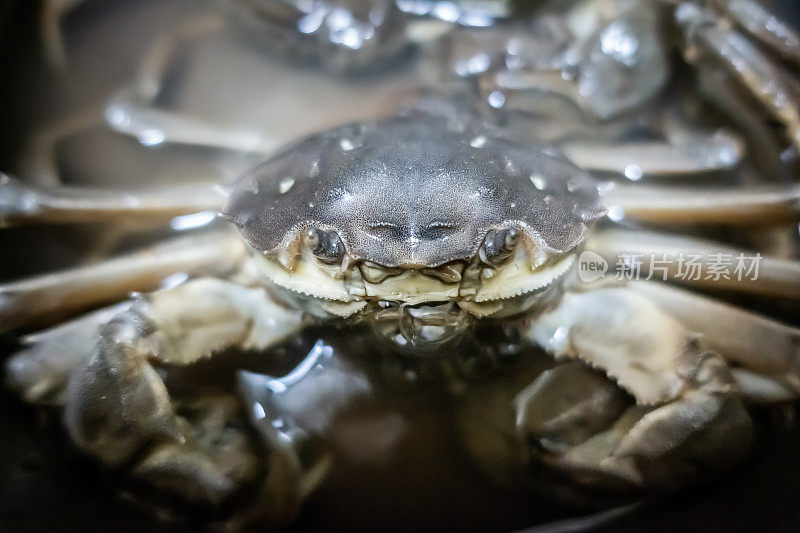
[35,278,312,519]
[5,302,131,404]
[0,173,227,227]
[695,66,795,181]
[527,285,713,405]
[5,277,301,413]
[710,0,800,69]
[18,110,104,186]
[586,227,800,298]
[677,3,800,151]
[106,89,277,155]
[102,12,280,155]
[131,13,228,101]
[0,230,244,333]
[41,0,87,70]
[600,182,800,226]
[560,130,744,178]
[104,13,248,151]
[519,284,753,488]
[629,281,800,402]
[488,70,580,111]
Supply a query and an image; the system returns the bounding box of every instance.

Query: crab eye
[304,227,345,264]
[479,228,519,266]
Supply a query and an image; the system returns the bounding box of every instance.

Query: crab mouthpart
[369,300,473,350]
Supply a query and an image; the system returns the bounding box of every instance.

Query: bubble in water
[170,211,217,230]
[600,21,640,67]
[607,205,625,221]
[279,177,295,193]
[470,135,487,148]
[487,91,506,109]
[549,325,569,351]
[455,52,490,76]
[530,174,546,190]
[309,160,320,178]
[624,164,643,181]
[138,128,165,146]
[505,159,517,175]
[432,1,460,22]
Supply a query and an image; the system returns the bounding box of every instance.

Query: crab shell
[224,115,605,309]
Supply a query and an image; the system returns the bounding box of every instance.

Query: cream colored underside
[250,242,574,311]
[474,250,574,302]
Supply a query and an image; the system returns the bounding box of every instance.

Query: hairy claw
[519,357,753,490]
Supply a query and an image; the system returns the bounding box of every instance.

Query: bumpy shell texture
[225,115,605,268]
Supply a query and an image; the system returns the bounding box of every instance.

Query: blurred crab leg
[696,67,794,180]
[5,302,131,404]
[489,69,580,103]
[0,173,226,227]
[0,230,244,333]
[41,0,87,70]
[560,130,743,177]
[710,0,800,68]
[727,368,798,403]
[132,13,228,100]
[58,279,307,512]
[677,4,800,151]
[106,89,277,154]
[586,227,800,298]
[18,110,103,186]
[600,182,800,225]
[629,281,800,399]
[102,12,279,154]
[483,69,584,128]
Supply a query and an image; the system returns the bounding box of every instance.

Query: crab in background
[1,0,800,529]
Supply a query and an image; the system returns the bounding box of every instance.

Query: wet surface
[1,356,800,531]
[2,325,800,531]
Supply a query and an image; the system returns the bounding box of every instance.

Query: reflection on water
[161,323,631,530]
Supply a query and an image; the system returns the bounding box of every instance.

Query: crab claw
[63,311,262,508]
[517,358,754,490]
[51,278,307,525]
[515,362,630,458]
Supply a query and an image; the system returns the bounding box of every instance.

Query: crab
[2,107,800,527]
[30,0,800,189]
[428,0,800,183]
[2,0,800,529]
